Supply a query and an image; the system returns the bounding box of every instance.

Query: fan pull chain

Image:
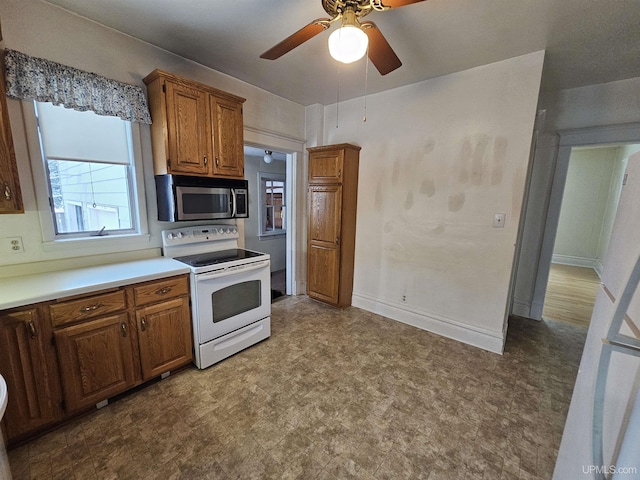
[336,64,340,128]
[363,47,369,123]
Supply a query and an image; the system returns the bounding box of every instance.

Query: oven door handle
[197,260,270,281]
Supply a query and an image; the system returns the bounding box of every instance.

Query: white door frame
[530,123,640,319]
[244,126,306,295]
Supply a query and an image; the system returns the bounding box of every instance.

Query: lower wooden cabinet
[54,313,138,412]
[136,296,192,379]
[0,274,192,445]
[0,307,62,441]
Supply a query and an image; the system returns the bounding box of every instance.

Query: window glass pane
[36,102,138,237]
[48,159,132,234]
[258,172,286,237]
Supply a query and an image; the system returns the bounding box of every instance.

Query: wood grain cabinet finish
[0,274,192,444]
[0,307,62,442]
[136,296,192,379]
[144,69,246,179]
[307,144,360,308]
[54,313,137,412]
[0,56,23,214]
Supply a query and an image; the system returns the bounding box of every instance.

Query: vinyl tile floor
[8,296,587,480]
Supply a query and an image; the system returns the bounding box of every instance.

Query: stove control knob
[167,233,174,240]
[232,227,237,234]
[225,227,232,234]
[212,228,219,234]
[176,232,183,239]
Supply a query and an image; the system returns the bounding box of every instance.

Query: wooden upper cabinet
[211,96,244,178]
[0,307,62,442]
[164,81,209,175]
[307,144,360,308]
[144,69,246,179]
[0,58,23,214]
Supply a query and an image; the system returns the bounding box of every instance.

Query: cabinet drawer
[133,276,189,307]
[49,290,127,327]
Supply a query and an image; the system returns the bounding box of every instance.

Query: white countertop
[0,258,191,311]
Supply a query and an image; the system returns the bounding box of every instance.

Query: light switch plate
[493,213,506,228]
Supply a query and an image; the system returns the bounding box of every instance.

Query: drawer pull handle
[204,154,208,166]
[155,287,172,295]
[80,303,103,313]
[26,320,37,338]
[4,183,11,201]
[140,317,147,332]
[121,322,127,337]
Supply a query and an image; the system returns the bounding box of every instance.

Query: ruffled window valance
[3,49,152,124]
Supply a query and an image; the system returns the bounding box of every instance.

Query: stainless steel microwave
[155,175,249,222]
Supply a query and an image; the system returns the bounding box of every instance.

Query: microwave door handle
[231,189,238,218]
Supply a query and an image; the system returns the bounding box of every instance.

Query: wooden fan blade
[362,22,402,75]
[380,0,427,7]
[260,18,332,60]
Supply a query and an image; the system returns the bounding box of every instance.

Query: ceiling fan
[260,0,427,75]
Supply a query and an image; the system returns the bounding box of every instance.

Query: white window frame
[258,172,286,239]
[22,101,150,252]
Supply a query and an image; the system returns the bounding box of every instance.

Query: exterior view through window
[259,172,285,237]
[35,102,137,237]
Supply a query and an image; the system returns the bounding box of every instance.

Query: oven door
[176,186,232,220]
[193,260,271,344]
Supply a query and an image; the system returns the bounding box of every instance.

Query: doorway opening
[537,142,640,327]
[243,145,290,302]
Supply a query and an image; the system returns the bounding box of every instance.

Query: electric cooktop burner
[175,249,263,267]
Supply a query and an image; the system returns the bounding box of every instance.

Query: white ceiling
[43,0,640,106]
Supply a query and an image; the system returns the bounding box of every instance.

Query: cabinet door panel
[211,96,244,178]
[307,244,340,304]
[0,60,23,214]
[55,313,136,412]
[0,308,61,441]
[137,297,192,379]
[165,81,209,175]
[308,150,344,184]
[308,185,342,244]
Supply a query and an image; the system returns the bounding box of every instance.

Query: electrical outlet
[401,294,407,303]
[493,213,506,228]
[6,236,24,254]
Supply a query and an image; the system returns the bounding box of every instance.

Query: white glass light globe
[328,25,369,64]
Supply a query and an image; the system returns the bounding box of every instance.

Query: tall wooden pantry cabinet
[306,144,360,307]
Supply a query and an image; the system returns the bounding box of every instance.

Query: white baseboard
[530,300,544,320]
[351,292,505,354]
[551,254,599,270]
[594,261,604,279]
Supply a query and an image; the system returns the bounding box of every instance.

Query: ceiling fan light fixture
[263,150,273,163]
[328,25,369,63]
[328,7,368,64]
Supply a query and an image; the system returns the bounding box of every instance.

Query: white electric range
[162,225,271,369]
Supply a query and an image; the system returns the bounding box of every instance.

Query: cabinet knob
[155,287,172,296]
[121,322,127,337]
[204,154,208,166]
[216,157,219,167]
[4,183,10,201]
[140,317,147,332]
